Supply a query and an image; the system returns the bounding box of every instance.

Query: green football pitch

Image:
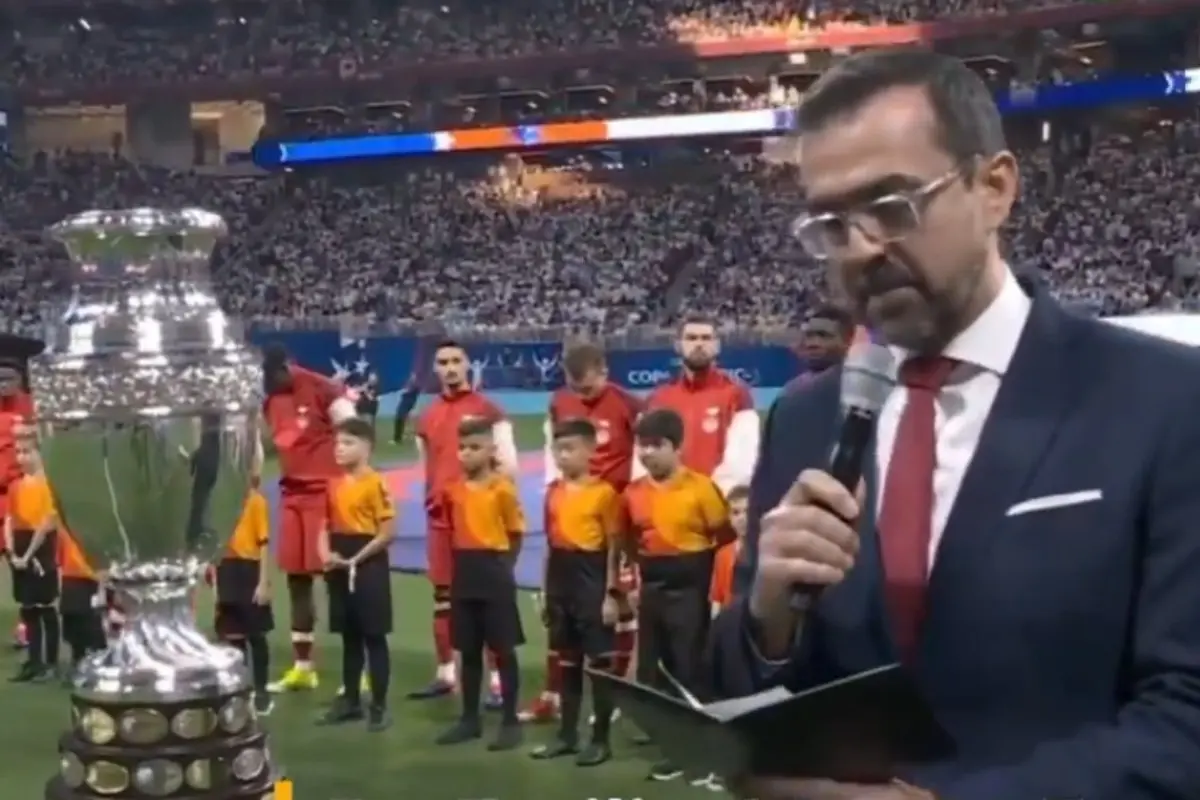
[0,415,707,800]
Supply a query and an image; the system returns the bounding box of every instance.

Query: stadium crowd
[0,0,1196,335]
[2,111,1199,335]
[8,0,1085,86]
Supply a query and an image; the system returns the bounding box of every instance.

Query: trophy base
[45,774,276,800]
[46,580,277,800]
[47,712,276,800]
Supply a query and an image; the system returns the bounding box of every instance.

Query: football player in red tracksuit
[0,335,40,650]
[261,345,357,692]
[525,341,641,723]
[408,340,518,704]
[634,315,760,494]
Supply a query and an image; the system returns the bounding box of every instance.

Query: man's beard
[682,354,713,372]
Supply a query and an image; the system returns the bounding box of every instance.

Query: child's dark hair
[336,417,375,443]
[458,416,494,439]
[634,408,684,449]
[727,485,750,504]
[552,417,597,443]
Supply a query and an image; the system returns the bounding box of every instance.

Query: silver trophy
[31,209,276,800]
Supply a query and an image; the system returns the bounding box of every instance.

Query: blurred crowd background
[0,0,1198,345]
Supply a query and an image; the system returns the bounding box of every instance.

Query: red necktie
[878,356,957,660]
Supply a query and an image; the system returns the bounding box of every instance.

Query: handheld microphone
[828,344,897,490]
[793,344,896,610]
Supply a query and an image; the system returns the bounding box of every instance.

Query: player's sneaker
[11,621,26,650]
[267,664,318,693]
[690,773,724,792]
[253,692,275,716]
[518,692,560,723]
[406,678,454,699]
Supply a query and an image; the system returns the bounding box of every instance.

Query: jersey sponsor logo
[626,369,673,386]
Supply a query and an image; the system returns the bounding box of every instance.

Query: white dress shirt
[876,269,1032,571]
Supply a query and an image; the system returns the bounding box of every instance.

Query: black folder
[589,663,954,781]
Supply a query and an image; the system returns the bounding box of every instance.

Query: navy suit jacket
[711,291,1200,800]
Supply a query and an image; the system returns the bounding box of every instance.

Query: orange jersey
[224,490,270,560]
[548,384,642,491]
[58,528,95,580]
[544,477,621,553]
[446,475,525,552]
[327,469,396,537]
[709,542,739,608]
[623,468,731,557]
[7,472,55,531]
[417,390,504,507]
[643,369,753,477]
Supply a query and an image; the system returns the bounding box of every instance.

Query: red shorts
[426,508,453,587]
[277,491,326,575]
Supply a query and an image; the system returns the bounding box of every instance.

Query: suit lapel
[926,289,1081,608]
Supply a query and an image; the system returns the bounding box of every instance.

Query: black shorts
[451,595,524,652]
[10,529,58,607]
[60,576,101,615]
[215,559,274,637]
[215,602,274,638]
[326,533,392,636]
[636,552,714,696]
[546,594,612,658]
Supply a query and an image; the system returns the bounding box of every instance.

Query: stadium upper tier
[0,0,1197,337]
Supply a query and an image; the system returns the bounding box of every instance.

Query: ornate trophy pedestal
[31,209,275,800]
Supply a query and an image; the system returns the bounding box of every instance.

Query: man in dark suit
[712,50,1200,800]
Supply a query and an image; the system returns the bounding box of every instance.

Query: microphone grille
[840,344,897,412]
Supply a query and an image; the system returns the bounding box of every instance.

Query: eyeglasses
[790,166,963,260]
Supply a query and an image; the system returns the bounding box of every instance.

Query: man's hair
[552,417,597,443]
[562,342,606,380]
[634,408,685,449]
[809,304,855,336]
[262,343,289,370]
[458,416,494,439]
[336,417,375,443]
[435,339,466,355]
[798,49,1006,165]
[727,485,750,504]
[678,313,717,334]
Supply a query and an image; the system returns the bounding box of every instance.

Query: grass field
[1,414,705,800]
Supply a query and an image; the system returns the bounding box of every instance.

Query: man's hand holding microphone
[750,471,863,659]
[750,343,893,658]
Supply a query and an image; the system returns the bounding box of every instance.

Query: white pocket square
[1006,490,1103,517]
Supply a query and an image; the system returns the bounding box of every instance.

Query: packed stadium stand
[0,0,1198,338]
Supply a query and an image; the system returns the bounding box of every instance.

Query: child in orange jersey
[435,417,526,751]
[58,526,106,676]
[317,418,396,733]
[214,477,274,715]
[709,485,749,615]
[4,436,61,682]
[530,418,622,766]
[623,408,733,782]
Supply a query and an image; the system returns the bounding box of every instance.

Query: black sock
[364,635,389,708]
[497,648,520,724]
[342,629,365,704]
[460,650,484,722]
[247,635,270,693]
[559,662,584,743]
[20,607,42,666]
[589,658,615,744]
[41,608,60,666]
